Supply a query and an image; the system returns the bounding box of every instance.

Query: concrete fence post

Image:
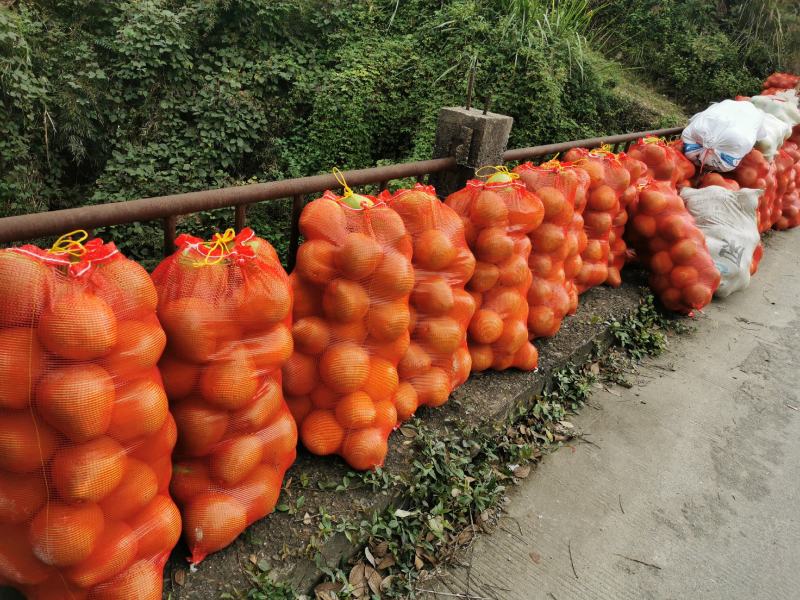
[429,107,514,199]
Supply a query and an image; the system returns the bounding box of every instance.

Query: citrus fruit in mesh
[235,268,291,330]
[398,343,432,378]
[484,289,526,318]
[451,346,472,386]
[329,319,368,344]
[259,409,298,467]
[528,305,557,337]
[449,247,477,283]
[130,413,177,463]
[98,458,158,522]
[300,409,344,455]
[292,317,330,355]
[529,253,553,278]
[95,257,158,317]
[282,352,319,397]
[587,185,617,211]
[172,401,229,457]
[300,198,346,242]
[470,190,508,227]
[0,410,56,473]
[170,460,213,505]
[513,340,539,370]
[286,395,312,424]
[583,211,613,235]
[244,237,281,266]
[200,347,259,410]
[158,297,219,363]
[0,470,46,525]
[370,252,414,300]
[37,291,117,361]
[209,434,264,486]
[638,189,667,215]
[411,367,451,408]
[669,239,698,265]
[102,319,166,377]
[310,385,338,410]
[669,265,699,288]
[65,520,137,589]
[394,382,419,422]
[336,232,383,280]
[0,524,51,585]
[291,274,323,319]
[467,262,499,292]
[159,355,199,400]
[0,252,51,328]
[231,378,283,432]
[391,191,436,233]
[52,436,126,503]
[414,229,457,271]
[475,227,514,264]
[536,186,567,221]
[128,494,181,559]
[372,329,410,363]
[0,327,45,410]
[469,309,503,344]
[495,320,529,354]
[89,559,163,600]
[370,208,409,250]
[412,276,454,316]
[231,463,283,522]
[341,428,389,470]
[498,254,529,287]
[468,344,493,372]
[416,317,463,354]
[108,376,168,442]
[323,279,370,323]
[659,214,690,241]
[296,239,338,286]
[362,357,399,402]
[245,323,294,371]
[372,398,398,431]
[631,214,657,238]
[367,300,411,342]
[335,391,376,428]
[683,283,713,308]
[450,288,477,324]
[320,343,370,393]
[29,502,104,567]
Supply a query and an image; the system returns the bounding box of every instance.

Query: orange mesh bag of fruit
[730,149,780,233]
[626,137,696,189]
[151,227,296,564]
[774,142,800,230]
[514,160,589,337]
[380,184,476,421]
[286,173,413,470]
[445,166,543,371]
[625,180,721,314]
[0,231,181,599]
[563,147,631,291]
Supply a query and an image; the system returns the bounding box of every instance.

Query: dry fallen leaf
[372,540,389,558]
[530,550,541,564]
[172,568,186,587]
[377,555,396,570]
[399,427,417,438]
[380,574,394,592]
[364,546,376,568]
[349,562,367,598]
[248,554,258,565]
[515,465,531,479]
[314,581,343,600]
[365,565,382,596]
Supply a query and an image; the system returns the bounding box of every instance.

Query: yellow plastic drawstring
[475,165,520,180]
[194,228,236,266]
[48,230,89,260]
[642,136,666,145]
[333,167,354,200]
[588,143,615,157]
[539,154,563,170]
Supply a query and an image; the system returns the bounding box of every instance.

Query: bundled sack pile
[384,185,476,420]
[152,228,296,564]
[514,160,589,337]
[445,167,543,371]
[287,181,413,470]
[0,232,180,599]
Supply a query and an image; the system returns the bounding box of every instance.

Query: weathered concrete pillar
[429,107,514,199]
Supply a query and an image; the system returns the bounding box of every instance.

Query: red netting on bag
[774,142,800,230]
[790,125,800,145]
[762,72,800,90]
[563,147,630,291]
[514,161,588,337]
[698,172,741,191]
[151,228,295,564]
[287,185,413,471]
[626,137,696,189]
[0,232,180,599]
[625,181,721,313]
[445,168,543,371]
[730,149,780,232]
[381,185,476,421]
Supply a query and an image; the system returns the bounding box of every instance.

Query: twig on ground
[618,494,625,514]
[575,434,601,450]
[415,589,492,600]
[568,540,578,580]
[548,593,558,600]
[614,553,662,570]
[786,404,798,411]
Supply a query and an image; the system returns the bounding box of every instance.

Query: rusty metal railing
[0,126,683,267]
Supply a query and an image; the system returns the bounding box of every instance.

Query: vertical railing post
[288,194,305,271]
[235,204,248,231]
[163,215,177,256]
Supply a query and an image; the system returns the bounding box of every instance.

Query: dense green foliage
[0,0,784,263]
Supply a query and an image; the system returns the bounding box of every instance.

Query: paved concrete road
[427,228,800,600]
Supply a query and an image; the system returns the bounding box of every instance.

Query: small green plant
[608,294,687,360]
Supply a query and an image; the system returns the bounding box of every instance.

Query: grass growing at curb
[245,294,686,599]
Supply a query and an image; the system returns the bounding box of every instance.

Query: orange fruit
[631,214,657,238]
[362,358,399,402]
[336,232,382,280]
[108,376,168,442]
[52,436,126,503]
[369,207,409,250]
[669,265,699,288]
[231,378,283,432]
[528,278,552,305]
[200,348,259,410]
[65,521,137,589]
[0,411,56,474]
[235,269,291,331]
[393,382,419,422]
[230,463,282,522]
[495,320,529,353]
[467,262,499,293]
[159,355,199,400]
[372,328,410,363]
[310,385,339,409]
[484,289,526,318]
[529,253,553,278]
[128,494,181,559]
[209,434,264,486]
[450,289,477,324]
[173,401,229,457]
[291,274,323,319]
[412,277,454,316]
[319,343,370,393]
[37,291,117,361]
[323,279,370,323]
[605,266,622,288]
[88,559,163,600]
[449,247,477,283]
[537,187,567,220]
[170,460,213,504]
[398,343,432,378]
[491,352,515,370]
[414,229,457,271]
[0,470,46,524]
[451,345,472,386]
[658,214,690,241]
[36,364,114,443]
[98,458,158,522]
[244,237,281,266]
[0,327,45,410]
[158,297,219,363]
[129,416,176,468]
[588,185,617,212]
[532,223,566,254]
[0,524,52,586]
[29,502,104,567]
[468,344,493,372]
[0,252,51,327]
[300,409,344,455]
[584,211,613,235]
[245,323,294,371]
[23,576,89,599]
[498,254,529,287]
[372,399,397,431]
[660,287,683,311]
[286,395,312,424]
[292,317,330,355]
[669,238,698,265]
[528,305,557,337]
[367,300,410,342]
[470,190,509,227]
[475,227,514,263]
[412,367,450,408]
[282,352,319,397]
[335,391,376,428]
[259,409,297,467]
[370,252,414,300]
[329,319,368,344]
[296,239,338,286]
[638,189,667,215]
[683,283,713,308]
[103,319,166,377]
[513,342,539,370]
[95,257,158,318]
[416,317,462,354]
[469,309,503,344]
[300,197,346,242]
[341,428,388,470]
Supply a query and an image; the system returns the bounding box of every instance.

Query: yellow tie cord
[48,230,89,260]
[333,167,355,200]
[475,165,520,180]
[194,228,236,266]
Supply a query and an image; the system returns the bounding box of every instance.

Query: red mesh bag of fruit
[381,184,476,421]
[514,160,589,336]
[625,181,721,313]
[731,149,780,232]
[151,227,295,564]
[763,72,800,90]
[563,147,631,291]
[626,137,696,188]
[445,167,543,371]
[287,174,413,470]
[698,173,741,191]
[0,231,181,599]
[774,142,800,230]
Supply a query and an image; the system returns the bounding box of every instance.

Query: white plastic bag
[755,112,793,161]
[680,186,762,297]
[749,94,800,128]
[681,100,765,172]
